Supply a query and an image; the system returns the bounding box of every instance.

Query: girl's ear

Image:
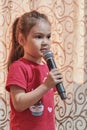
[18,33,25,46]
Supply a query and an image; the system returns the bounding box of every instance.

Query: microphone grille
[43,50,53,61]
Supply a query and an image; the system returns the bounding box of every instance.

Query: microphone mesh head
[43,50,53,61]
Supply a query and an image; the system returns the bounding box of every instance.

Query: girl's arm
[10,83,49,112]
[10,68,63,112]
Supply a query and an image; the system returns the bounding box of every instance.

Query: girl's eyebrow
[33,32,51,35]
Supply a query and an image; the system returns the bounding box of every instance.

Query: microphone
[43,50,67,100]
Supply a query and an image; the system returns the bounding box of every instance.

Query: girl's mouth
[40,48,48,53]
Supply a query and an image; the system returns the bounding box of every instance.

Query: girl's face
[22,19,51,61]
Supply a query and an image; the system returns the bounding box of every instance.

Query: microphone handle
[46,58,67,100]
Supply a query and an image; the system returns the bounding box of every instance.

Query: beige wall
[0,0,87,130]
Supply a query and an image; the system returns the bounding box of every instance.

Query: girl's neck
[23,53,45,65]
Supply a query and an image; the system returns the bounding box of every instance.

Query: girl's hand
[43,68,63,90]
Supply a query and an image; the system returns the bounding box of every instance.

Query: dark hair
[7,10,50,69]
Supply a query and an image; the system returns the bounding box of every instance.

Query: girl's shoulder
[10,58,33,67]
[8,58,34,82]
[9,58,33,73]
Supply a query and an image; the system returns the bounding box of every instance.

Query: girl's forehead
[30,20,51,34]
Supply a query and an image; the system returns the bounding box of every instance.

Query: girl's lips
[40,49,47,53]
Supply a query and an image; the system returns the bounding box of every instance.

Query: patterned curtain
[0,0,87,130]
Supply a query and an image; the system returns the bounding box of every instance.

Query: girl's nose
[42,38,51,49]
[42,38,49,45]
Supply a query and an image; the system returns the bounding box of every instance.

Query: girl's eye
[35,35,42,39]
[47,35,51,39]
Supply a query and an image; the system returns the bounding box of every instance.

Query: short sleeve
[6,62,28,92]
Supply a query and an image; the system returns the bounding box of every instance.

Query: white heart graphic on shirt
[48,107,52,113]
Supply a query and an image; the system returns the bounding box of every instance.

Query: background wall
[0,0,87,130]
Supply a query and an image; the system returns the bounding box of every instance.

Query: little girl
[6,10,63,130]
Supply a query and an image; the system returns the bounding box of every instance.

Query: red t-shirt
[6,58,56,130]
